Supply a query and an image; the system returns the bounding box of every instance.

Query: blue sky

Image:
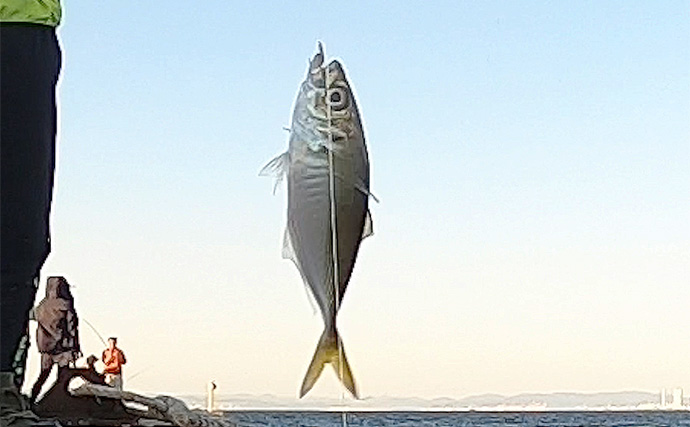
[24,1,690,400]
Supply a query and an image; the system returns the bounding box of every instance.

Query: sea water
[224,410,690,427]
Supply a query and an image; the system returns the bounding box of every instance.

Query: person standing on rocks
[30,277,82,403]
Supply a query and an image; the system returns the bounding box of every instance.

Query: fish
[261,43,373,399]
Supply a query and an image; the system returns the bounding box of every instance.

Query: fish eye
[327,87,348,110]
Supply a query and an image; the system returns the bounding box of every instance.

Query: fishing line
[323,48,348,427]
[126,365,152,383]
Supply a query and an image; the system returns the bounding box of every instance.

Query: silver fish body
[262,43,373,398]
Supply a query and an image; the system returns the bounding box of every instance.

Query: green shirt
[0,0,61,27]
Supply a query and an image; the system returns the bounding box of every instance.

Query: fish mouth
[309,42,346,89]
[309,42,325,73]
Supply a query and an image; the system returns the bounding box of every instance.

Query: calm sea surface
[223,410,690,427]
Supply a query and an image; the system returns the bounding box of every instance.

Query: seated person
[81,355,106,385]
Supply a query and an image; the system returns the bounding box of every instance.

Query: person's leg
[114,374,123,391]
[0,23,61,390]
[0,278,38,388]
[29,355,53,403]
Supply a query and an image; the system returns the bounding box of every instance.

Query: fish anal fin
[283,228,318,314]
[282,227,296,261]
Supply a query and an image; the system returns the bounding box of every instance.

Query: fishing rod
[82,317,107,347]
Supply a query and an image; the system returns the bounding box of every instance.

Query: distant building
[661,389,666,408]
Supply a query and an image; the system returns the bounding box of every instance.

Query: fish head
[324,60,353,115]
[300,44,361,146]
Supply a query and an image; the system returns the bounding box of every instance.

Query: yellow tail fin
[299,328,358,399]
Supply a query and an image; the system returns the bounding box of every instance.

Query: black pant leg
[0,23,61,384]
[29,354,53,402]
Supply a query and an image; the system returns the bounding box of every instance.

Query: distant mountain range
[174,391,684,411]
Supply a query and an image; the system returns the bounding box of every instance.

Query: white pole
[207,381,216,413]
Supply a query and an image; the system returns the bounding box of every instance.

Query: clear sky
[23,1,689,401]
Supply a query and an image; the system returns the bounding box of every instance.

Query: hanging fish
[261,42,374,399]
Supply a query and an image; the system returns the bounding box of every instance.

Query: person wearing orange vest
[102,337,127,391]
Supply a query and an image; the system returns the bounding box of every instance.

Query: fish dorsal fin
[283,228,318,314]
[259,152,289,194]
[362,209,373,240]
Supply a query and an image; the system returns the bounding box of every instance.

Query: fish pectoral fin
[300,328,359,399]
[259,152,289,194]
[355,179,379,203]
[362,209,374,240]
[259,151,289,177]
